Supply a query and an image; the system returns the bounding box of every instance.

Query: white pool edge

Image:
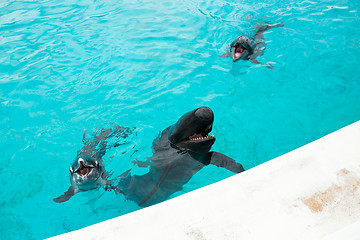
[49,120,360,240]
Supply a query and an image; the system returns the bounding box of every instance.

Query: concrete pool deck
[49,120,360,240]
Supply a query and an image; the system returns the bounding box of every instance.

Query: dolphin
[220,23,284,69]
[118,107,245,207]
[53,126,133,203]
[53,154,111,203]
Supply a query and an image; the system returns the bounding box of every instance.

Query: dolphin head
[168,107,215,153]
[69,155,104,191]
[230,36,254,62]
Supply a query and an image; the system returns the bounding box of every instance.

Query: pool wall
[48,120,360,240]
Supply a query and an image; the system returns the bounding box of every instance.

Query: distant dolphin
[53,126,134,203]
[220,23,284,69]
[118,107,245,207]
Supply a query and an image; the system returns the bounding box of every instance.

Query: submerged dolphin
[53,126,133,203]
[220,23,284,69]
[118,107,245,207]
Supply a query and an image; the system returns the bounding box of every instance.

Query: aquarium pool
[0,0,359,239]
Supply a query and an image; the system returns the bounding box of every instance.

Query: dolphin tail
[53,186,78,203]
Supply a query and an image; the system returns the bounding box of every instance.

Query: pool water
[1,0,360,239]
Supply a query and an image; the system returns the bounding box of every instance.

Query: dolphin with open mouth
[53,126,133,203]
[118,107,245,207]
[53,155,109,203]
[220,23,284,68]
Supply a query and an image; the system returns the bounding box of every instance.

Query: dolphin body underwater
[220,23,284,69]
[53,126,133,203]
[118,107,245,207]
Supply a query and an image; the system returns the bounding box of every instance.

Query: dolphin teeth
[191,135,215,141]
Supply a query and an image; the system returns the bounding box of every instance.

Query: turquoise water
[1,0,360,238]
